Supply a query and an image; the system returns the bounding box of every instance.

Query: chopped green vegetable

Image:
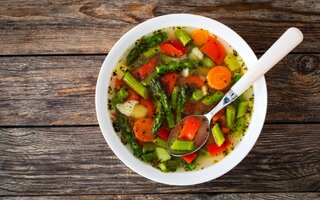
[171,140,195,151]
[226,104,236,129]
[152,137,167,149]
[211,123,225,147]
[155,147,171,162]
[161,53,174,65]
[179,60,198,69]
[201,92,224,106]
[237,101,249,119]
[235,117,247,132]
[191,89,205,101]
[123,72,149,99]
[224,53,241,71]
[143,46,160,58]
[158,160,181,172]
[232,73,241,85]
[142,143,157,153]
[175,29,191,46]
[230,117,248,137]
[142,152,157,162]
[110,87,128,106]
[201,56,215,68]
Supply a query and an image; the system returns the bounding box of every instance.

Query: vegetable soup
[108,27,254,172]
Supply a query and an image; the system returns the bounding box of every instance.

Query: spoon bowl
[167,115,209,156]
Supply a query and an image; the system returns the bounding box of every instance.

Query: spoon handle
[204,27,303,120]
[231,27,303,96]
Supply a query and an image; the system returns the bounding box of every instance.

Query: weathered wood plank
[0,124,319,195]
[0,0,319,55]
[0,54,319,125]
[0,56,100,126]
[2,193,319,200]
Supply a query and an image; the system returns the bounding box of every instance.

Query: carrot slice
[133,118,155,142]
[207,66,232,90]
[161,72,179,95]
[139,99,155,117]
[201,36,226,64]
[180,76,204,88]
[127,88,140,101]
[182,153,197,164]
[179,117,202,141]
[132,57,158,80]
[160,43,184,57]
[207,139,231,156]
[191,29,209,46]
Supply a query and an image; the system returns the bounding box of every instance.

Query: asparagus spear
[156,60,198,74]
[176,85,187,123]
[152,101,164,134]
[114,110,142,158]
[126,31,167,65]
[170,86,180,110]
[149,78,175,128]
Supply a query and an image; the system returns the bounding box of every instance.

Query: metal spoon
[167,27,303,156]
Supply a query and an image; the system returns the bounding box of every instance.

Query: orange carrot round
[207,66,232,90]
[133,118,155,142]
[191,29,209,46]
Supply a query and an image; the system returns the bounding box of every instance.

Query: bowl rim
[95,13,267,185]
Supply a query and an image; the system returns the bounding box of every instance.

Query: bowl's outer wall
[95,14,267,185]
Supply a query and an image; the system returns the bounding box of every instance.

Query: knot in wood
[296,55,319,75]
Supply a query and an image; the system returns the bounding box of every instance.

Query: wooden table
[0,1,319,199]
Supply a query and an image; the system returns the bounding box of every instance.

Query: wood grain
[0,54,319,126]
[0,124,319,195]
[2,193,319,200]
[0,0,319,55]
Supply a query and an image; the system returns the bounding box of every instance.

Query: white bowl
[96,14,267,185]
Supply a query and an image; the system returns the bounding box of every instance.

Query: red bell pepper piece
[201,36,226,64]
[161,72,179,95]
[182,153,197,164]
[156,127,170,141]
[160,43,184,57]
[170,40,187,54]
[178,117,202,141]
[180,76,205,88]
[132,57,158,80]
[207,139,231,156]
